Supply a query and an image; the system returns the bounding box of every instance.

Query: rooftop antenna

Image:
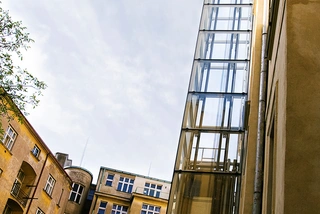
[148,162,152,177]
[80,138,89,167]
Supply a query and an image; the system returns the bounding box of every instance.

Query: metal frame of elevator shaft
[167,0,253,213]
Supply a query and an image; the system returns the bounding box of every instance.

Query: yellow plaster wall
[0,116,71,213]
[285,0,320,213]
[239,0,264,213]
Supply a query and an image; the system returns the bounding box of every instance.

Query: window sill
[43,189,53,199]
[0,143,13,155]
[30,151,40,161]
[68,200,81,205]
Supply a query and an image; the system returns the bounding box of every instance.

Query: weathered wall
[285,0,320,213]
[239,0,263,213]
[0,117,72,214]
[64,167,93,214]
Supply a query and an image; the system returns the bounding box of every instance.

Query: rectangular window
[2,126,17,151]
[11,169,25,197]
[44,174,55,196]
[117,177,134,193]
[36,208,45,214]
[266,121,276,213]
[32,145,41,158]
[87,189,95,200]
[143,183,162,198]
[105,174,114,186]
[112,204,128,214]
[141,204,160,214]
[69,183,84,204]
[97,201,107,214]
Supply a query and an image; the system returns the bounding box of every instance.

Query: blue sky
[3,0,203,183]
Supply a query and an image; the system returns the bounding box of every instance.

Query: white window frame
[44,174,55,196]
[2,126,17,150]
[105,174,114,186]
[117,177,134,193]
[32,145,41,158]
[69,183,84,204]
[143,182,162,198]
[36,208,45,214]
[111,204,128,214]
[97,201,107,214]
[141,204,160,214]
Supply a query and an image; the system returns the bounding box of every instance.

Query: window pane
[117,183,122,190]
[100,202,107,208]
[128,185,133,193]
[70,193,76,201]
[72,183,78,191]
[79,185,84,193]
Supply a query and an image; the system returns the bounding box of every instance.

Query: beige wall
[90,168,170,214]
[239,0,264,213]
[284,0,320,213]
[256,0,320,213]
[65,167,93,214]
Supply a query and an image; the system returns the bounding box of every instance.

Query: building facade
[0,117,72,214]
[90,167,171,214]
[167,0,320,213]
[54,153,94,214]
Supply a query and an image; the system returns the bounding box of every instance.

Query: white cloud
[4,0,203,182]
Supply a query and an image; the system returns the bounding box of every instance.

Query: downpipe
[252,27,268,214]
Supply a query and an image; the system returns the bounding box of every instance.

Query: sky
[3,0,203,183]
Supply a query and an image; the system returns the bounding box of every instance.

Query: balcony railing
[11,182,29,207]
[133,187,169,200]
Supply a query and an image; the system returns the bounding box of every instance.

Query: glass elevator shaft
[167,0,252,213]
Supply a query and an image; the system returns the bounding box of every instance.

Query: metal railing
[11,182,29,207]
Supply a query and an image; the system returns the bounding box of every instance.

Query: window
[2,126,17,150]
[87,188,95,200]
[117,177,134,193]
[143,183,162,198]
[106,174,114,186]
[44,174,55,196]
[11,169,25,197]
[112,204,128,214]
[266,120,276,213]
[36,208,45,214]
[141,204,160,214]
[97,201,107,214]
[69,183,84,203]
[32,145,41,158]
[3,204,12,214]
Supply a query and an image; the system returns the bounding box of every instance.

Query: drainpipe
[25,153,49,213]
[252,27,268,214]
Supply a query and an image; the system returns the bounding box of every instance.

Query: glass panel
[170,172,240,214]
[189,62,249,93]
[195,32,251,60]
[200,5,252,31]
